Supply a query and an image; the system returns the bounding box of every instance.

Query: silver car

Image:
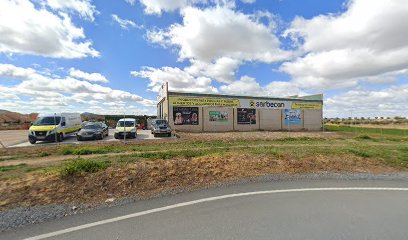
[151,119,172,137]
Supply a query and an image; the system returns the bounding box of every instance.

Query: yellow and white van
[114,118,137,139]
[28,113,82,144]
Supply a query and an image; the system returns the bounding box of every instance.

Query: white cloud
[144,5,293,93]
[148,6,291,63]
[282,0,408,90]
[219,76,304,97]
[46,0,98,21]
[0,64,155,114]
[185,57,241,83]
[0,0,99,58]
[219,76,261,95]
[69,68,109,83]
[111,14,140,29]
[125,0,136,6]
[0,64,36,79]
[138,0,207,15]
[131,66,218,93]
[325,85,408,117]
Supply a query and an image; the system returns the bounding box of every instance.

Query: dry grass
[0,151,397,211]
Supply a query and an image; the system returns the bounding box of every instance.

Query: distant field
[325,124,408,136]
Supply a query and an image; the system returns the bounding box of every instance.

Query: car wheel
[153,133,158,137]
[167,133,172,137]
[29,139,36,144]
[77,136,82,141]
[56,133,63,142]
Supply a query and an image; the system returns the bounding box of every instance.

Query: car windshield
[117,121,135,127]
[155,120,167,125]
[83,124,99,130]
[33,117,61,126]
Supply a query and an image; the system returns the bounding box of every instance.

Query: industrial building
[157,84,323,132]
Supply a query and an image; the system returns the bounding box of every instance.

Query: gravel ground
[1,172,408,232]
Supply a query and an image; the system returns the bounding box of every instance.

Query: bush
[354,135,372,140]
[60,159,111,176]
[349,149,372,158]
[59,146,111,155]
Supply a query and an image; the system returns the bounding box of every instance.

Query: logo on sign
[250,100,285,108]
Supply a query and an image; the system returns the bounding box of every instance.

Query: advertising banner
[284,109,302,125]
[173,107,199,125]
[291,102,322,110]
[237,108,256,124]
[240,99,292,109]
[209,111,229,122]
[170,97,240,107]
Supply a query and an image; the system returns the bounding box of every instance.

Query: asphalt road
[2,178,408,240]
[9,130,176,148]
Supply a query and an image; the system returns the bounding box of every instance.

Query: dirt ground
[176,131,341,141]
[0,151,397,211]
[354,124,408,129]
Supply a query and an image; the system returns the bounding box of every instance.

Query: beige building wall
[303,110,322,130]
[163,97,169,120]
[169,106,203,132]
[203,107,234,132]
[259,109,282,130]
[233,108,260,131]
[281,109,304,130]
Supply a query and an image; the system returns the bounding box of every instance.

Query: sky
[0,0,407,118]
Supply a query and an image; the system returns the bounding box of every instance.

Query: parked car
[77,123,108,141]
[28,113,81,144]
[114,118,137,139]
[151,119,172,137]
[95,122,109,136]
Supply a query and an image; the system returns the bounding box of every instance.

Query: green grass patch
[60,159,111,176]
[325,124,408,136]
[39,152,50,157]
[0,164,28,172]
[348,148,372,158]
[354,135,373,140]
[249,147,280,157]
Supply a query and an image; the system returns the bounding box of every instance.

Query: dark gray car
[77,123,108,141]
[151,119,172,137]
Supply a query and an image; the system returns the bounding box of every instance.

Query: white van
[28,113,82,144]
[114,118,137,139]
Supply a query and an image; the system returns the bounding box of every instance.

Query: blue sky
[0,0,407,117]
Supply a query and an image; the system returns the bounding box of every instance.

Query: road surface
[2,178,408,240]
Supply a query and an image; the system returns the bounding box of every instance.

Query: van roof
[118,118,136,121]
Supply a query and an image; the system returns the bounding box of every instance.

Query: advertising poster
[170,97,240,107]
[173,107,199,125]
[237,108,256,124]
[291,102,322,110]
[209,111,228,122]
[284,109,302,125]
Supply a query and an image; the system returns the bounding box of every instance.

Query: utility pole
[54,113,58,143]
[123,112,126,144]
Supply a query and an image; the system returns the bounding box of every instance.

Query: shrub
[60,159,111,176]
[354,135,372,140]
[349,149,372,158]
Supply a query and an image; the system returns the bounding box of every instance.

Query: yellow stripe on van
[29,126,56,132]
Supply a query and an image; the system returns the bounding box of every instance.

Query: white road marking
[24,187,408,240]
